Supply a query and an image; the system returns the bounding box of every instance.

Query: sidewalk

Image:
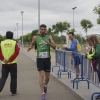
[22,48,100,100]
[0,52,83,100]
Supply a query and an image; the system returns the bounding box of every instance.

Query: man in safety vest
[0,31,19,96]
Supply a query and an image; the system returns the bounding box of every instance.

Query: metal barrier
[86,61,100,100]
[68,53,89,89]
[52,50,61,73]
[52,50,100,98]
[52,50,69,78]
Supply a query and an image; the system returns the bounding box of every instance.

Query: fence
[52,50,100,100]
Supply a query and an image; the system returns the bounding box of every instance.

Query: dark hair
[40,24,47,28]
[6,31,13,39]
[68,32,74,36]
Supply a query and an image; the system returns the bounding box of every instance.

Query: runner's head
[40,24,47,36]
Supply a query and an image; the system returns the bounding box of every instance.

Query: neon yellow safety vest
[1,39,17,64]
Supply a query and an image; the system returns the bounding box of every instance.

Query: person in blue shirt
[63,32,80,79]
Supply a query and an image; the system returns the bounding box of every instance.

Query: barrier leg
[91,93,94,100]
[76,82,78,89]
[70,71,71,78]
[59,71,62,78]
[73,82,75,89]
[87,80,90,89]
[59,70,69,79]
[52,66,60,72]
[68,72,69,79]
[91,92,100,100]
[96,94,100,100]
[57,70,59,78]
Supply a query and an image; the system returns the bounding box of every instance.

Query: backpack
[95,43,100,59]
[76,39,81,52]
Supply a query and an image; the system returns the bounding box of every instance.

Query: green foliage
[93,3,100,17]
[97,17,100,24]
[80,19,93,36]
[0,35,5,42]
[19,33,31,42]
[52,21,70,35]
[53,35,60,44]
[67,29,75,34]
[18,21,86,45]
[74,34,85,44]
[60,35,66,43]
[53,35,66,44]
[93,3,100,25]
[47,28,54,37]
[19,30,38,42]
[31,30,38,37]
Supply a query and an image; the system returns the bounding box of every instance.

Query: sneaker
[40,94,46,100]
[12,93,17,96]
[44,86,47,94]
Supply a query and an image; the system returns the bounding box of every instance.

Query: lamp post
[21,11,24,51]
[16,23,18,41]
[13,29,16,39]
[38,0,40,34]
[72,7,77,31]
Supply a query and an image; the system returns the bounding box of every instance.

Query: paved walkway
[22,48,100,100]
[0,52,83,100]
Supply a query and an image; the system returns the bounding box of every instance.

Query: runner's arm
[27,36,36,51]
[49,35,56,50]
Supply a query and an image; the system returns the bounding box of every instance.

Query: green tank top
[36,35,50,58]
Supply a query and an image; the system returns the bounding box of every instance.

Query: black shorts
[37,58,51,72]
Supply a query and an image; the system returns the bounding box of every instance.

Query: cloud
[0,0,100,37]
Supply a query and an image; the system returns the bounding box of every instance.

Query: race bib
[39,52,48,58]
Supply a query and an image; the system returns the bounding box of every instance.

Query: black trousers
[0,63,17,94]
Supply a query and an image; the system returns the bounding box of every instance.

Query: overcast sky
[0,0,100,38]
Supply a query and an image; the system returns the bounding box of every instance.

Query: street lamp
[72,7,77,31]
[13,29,16,39]
[16,23,18,41]
[38,0,40,34]
[21,11,24,51]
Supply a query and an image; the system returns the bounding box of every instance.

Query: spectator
[63,32,81,81]
[85,35,100,82]
[0,31,19,96]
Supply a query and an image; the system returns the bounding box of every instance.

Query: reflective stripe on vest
[1,40,17,64]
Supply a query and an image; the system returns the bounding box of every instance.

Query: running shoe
[40,94,46,100]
